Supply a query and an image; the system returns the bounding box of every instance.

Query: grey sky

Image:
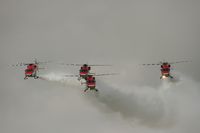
[0,0,200,133]
[1,0,200,80]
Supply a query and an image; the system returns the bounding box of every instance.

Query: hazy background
[0,0,200,133]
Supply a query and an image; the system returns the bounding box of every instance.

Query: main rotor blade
[11,62,28,67]
[11,59,51,67]
[36,61,52,64]
[60,63,83,66]
[65,75,79,77]
[142,63,160,66]
[93,73,119,76]
[169,60,192,64]
[89,64,112,66]
[60,63,112,66]
[142,60,191,66]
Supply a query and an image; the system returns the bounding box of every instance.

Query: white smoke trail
[82,81,175,128]
[40,72,200,132]
[82,75,200,130]
[40,72,80,86]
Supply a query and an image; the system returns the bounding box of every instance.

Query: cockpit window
[80,69,88,72]
[26,69,33,72]
[88,80,95,83]
[162,68,169,71]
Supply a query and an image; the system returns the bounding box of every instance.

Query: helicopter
[62,63,111,80]
[84,74,97,92]
[63,63,117,92]
[12,59,50,80]
[142,60,190,79]
[82,73,118,92]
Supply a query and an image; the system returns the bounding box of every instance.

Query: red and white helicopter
[63,63,117,92]
[82,73,118,92]
[12,59,49,80]
[142,60,190,79]
[84,74,97,92]
[62,63,112,80]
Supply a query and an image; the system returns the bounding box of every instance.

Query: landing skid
[78,77,81,81]
[34,76,39,79]
[84,88,98,92]
[160,75,173,79]
[24,76,39,80]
